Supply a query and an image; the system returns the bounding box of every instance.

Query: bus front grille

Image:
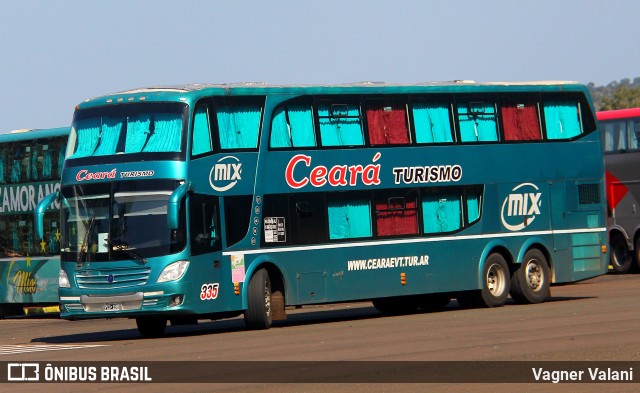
[75,267,151,289]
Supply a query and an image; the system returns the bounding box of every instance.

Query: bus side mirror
[34,191,59,239]
[167,182,191,229]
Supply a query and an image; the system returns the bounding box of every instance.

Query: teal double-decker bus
[36,81,607,337]
[1,127,68,317]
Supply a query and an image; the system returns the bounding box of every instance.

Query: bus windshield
[68,102,187,159]
[60,180,185,262]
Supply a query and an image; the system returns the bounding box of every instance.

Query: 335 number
[200,283,220,300]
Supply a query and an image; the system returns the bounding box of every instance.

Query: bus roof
[76,80,588,109]
[596,107,640,121]
[0,127,69,144]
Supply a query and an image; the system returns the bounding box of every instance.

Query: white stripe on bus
[223,227,607,256]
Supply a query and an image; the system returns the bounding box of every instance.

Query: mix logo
[209,156,242,192]
[500,183,542,231]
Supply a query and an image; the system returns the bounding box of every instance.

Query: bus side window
[327,197,372,239]
[270,105,316,148]
[466,189,482,224]
[629,120,640,150]
[374,194,418,236]
[501,102,542,141]
[216,104,262,149]
[192,102,213,156]
[57,141,66,177]
[458,102,499,142]
[189,194,220,255]
[289,194,327,245]
[544,100,583,140]
[365,102,410,145]
[413,102,454,143]
[318,102,364,147]
[224,195,253,247]
[11,145,23,183]
[422,191,462,233]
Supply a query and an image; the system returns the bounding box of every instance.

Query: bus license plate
[103,303,121,311]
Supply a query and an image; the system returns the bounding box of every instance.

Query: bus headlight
[157,260,189,283]
[59,269,70,288]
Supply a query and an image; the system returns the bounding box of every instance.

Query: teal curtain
[11,158,21,183]
[270,107,291,148]
[270,105,316,148]
[71,118,101,158]
[318,104,364,146]
[458,103,498,142]
[30,145,39,181]
[422,194,462,233]
[94,118,122,156]
[328,199,372,239]
[58,143,66,174]
[11,222,18,252]
[143,114,182,152]
[192,106,212,155]
[467,193,481,223]
[544,101,582,140]
[125,115,150,153]
[413,103,454,143]
[42,147,52,179]
[217,105,261,149]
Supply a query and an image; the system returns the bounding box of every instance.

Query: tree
[601,86,640,110]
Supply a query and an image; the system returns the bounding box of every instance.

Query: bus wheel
[136,317,167,338]
[244,268,272,329]
[510,249,550,304]
[610,235,632,274]
[457,253,510,308]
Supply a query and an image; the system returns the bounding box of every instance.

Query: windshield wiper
[106,238,147,264]
[77,214,95,264]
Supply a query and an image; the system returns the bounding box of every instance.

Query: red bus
[598,108,640,273]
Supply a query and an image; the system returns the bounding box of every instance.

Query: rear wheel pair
[457,250,550,308]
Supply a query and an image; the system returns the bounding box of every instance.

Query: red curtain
[375,198,418,236]
[502,104,542,141]
[366,106,409,145]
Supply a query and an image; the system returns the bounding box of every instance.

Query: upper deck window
[413,102,454,143]
[543,100,583,140]
[318,102,365,146]
[270,104,316,148]
[216,104,262,149]
[501,101,542,141]
[69,102,186,159]
[192,103,213,156]
[365,101,410,145]
[458,102,499,142]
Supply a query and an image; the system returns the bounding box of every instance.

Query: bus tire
[457,253,510,308]
[244,268,272,329]
[510,249,550,304]
[136,317,167,338]
[610,234,632,274]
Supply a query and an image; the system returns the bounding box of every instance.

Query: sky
[1,0,638,133]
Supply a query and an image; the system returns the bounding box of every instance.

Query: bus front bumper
[59,290,187,319]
